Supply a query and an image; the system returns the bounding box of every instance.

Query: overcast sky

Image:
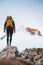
[0,0,43,30]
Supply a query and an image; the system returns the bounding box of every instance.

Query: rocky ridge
[0,46,43,65]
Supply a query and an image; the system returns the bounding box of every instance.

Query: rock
[35,62,41,65]
[0,56,32,65]
[0,46,43,65]
[34,55,42,62]
[0,46,19,59]
[20,48,43,65]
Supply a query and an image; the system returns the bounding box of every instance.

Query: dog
[25,27,42,36]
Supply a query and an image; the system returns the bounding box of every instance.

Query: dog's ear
[38,31,42,36]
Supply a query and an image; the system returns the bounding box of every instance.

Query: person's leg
[10,28,13,46]
[10,34,12,45]
[6,28,9,46]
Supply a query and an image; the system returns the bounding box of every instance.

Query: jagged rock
[0,47,43,65]
[34,55,42,62]
[20,48,43,65]
[0,56,32,65]
[35,62,41,65]
[0,46,19,59]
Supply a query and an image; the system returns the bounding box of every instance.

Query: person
[4,16,15,46]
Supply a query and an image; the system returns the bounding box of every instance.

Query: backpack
[6,19,13,27]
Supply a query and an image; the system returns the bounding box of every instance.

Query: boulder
[0,56,32,65]
[0,46,43,65]
[0,46,19,59]
[20,48,43,65]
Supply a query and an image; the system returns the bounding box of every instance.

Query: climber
[4,16,15,46]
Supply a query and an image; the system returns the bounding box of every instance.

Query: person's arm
[4,21,7,32]
[12,20,15,33]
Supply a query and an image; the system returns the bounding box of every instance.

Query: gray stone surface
[0,47,43,65]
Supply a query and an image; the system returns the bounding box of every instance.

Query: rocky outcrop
[0,46,43,65]
[0,46,19,59]
[20,48,43,65]
[0,46,32,65]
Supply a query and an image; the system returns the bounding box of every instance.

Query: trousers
[6,26,13,46]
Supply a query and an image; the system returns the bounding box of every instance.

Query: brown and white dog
[25,27,42,36]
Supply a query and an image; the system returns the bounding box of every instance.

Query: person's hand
[13,30,15,33]
[3,30,5,32]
